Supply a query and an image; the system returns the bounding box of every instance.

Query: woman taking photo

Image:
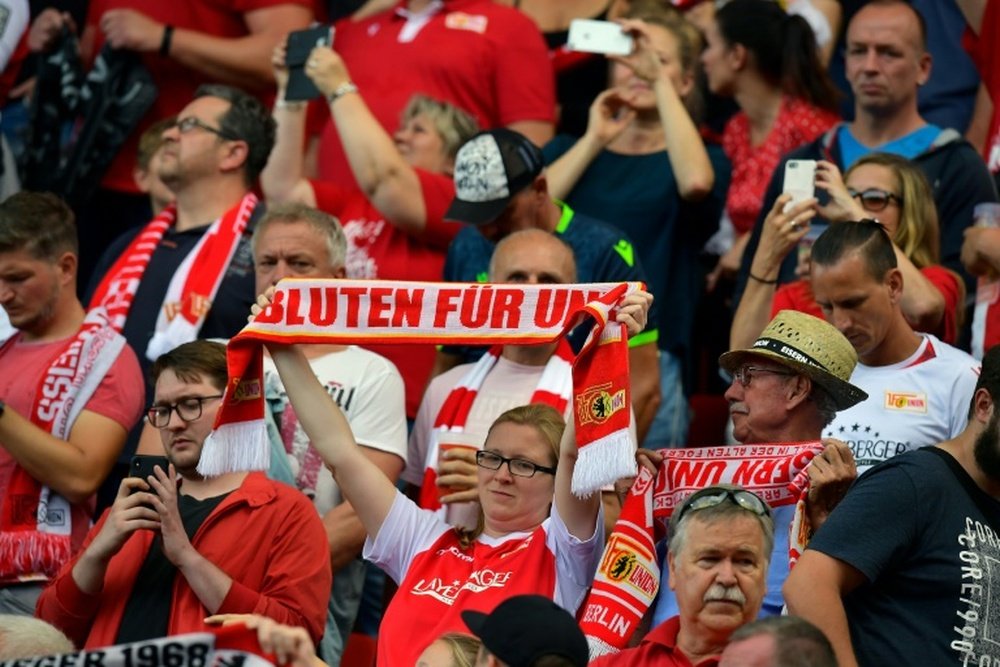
[264,291,651,667]
[732,153,963,349]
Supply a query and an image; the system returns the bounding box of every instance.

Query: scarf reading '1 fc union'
[581,442,825,658]
[201,279,645,497]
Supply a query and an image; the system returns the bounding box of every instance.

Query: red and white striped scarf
[581,442,824,658]
[0,309,125,581]
[203,279,640,497]
[87,193,256,359]
[418,340,575,512]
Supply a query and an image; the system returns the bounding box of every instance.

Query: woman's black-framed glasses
[848,187,901,212]
[475,450,556,478]
[146,395,224,428]
[676,487,772,523]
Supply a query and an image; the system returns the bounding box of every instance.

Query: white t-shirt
[264,346,407,515]
[824,334,979,472]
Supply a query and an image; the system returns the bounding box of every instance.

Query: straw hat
[719,310,868,411]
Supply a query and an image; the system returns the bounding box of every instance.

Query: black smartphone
[130,455,170,494]
[285,25,335,102]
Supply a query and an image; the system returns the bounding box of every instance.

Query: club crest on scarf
[576,382,627,426]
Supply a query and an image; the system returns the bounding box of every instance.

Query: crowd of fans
[1,0,1000,665]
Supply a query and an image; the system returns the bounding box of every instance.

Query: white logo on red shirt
[412,568,513,605]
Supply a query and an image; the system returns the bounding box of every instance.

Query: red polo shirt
[589,617,721,667]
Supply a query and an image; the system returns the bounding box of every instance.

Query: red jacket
[37,472,331,648]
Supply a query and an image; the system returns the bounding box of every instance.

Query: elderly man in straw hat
[643,309,869,639]
[719,309,868,528]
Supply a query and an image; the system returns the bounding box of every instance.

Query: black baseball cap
[444,128,545,226]
[461,595,589,667]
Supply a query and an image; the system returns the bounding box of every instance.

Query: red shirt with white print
[364,491,602,667]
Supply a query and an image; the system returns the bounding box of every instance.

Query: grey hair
[0,615,74,659]
[252,202,347,273]
[728,616,837,667]
[668,484,775,562]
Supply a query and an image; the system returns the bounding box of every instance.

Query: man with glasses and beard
[785,344,1000,667]
[36,340,330,649]
[591,485,774,666]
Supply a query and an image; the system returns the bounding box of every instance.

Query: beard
[974,411,1000,484]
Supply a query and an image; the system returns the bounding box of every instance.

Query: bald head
[489,229,577,284]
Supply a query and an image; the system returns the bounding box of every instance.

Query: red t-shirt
[85,0,314,193]
[772,265,962,344]
[0,332,145,579]
[317,0,555,186]
[311,168,460,417]
[723,97,839,234]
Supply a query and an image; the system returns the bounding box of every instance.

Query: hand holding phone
[130,455,170,494]
[567,19,634,56]
[285,25,335,102]
[782,160,817,212]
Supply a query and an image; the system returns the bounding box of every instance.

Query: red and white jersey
[364,491,602,667]
[823,335,979,472]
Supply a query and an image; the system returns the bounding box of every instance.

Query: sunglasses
[675,487,772,524]
[848,187,901,212]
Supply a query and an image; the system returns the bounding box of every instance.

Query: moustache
[704,583,746,606]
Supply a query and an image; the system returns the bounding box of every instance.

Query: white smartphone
[567,19,634,56]
[782,159,817,212]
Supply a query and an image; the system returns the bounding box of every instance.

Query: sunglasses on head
[848,187,901,212]
[675,487,772,524]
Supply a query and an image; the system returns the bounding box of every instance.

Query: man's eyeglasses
[146,395,224,428]
[733,365,795,388]
[848,187,901,212]
[476,450,557,478]
[676,487,772,524]
[173,116,239,141]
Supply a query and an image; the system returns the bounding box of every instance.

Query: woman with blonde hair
[263,288,650,667]
[416,633,482,667]
[732,153,964,350]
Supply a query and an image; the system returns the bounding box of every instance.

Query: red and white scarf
[202,279,641,496]
[0,309,125,581]
[581,442,824,658]
[87,193,257,360]
[418,339,575,512]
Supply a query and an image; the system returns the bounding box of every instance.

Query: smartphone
[285,25,335,102]
[567,19,633,56]
[130,455,170,494]
[782,159,817,212]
